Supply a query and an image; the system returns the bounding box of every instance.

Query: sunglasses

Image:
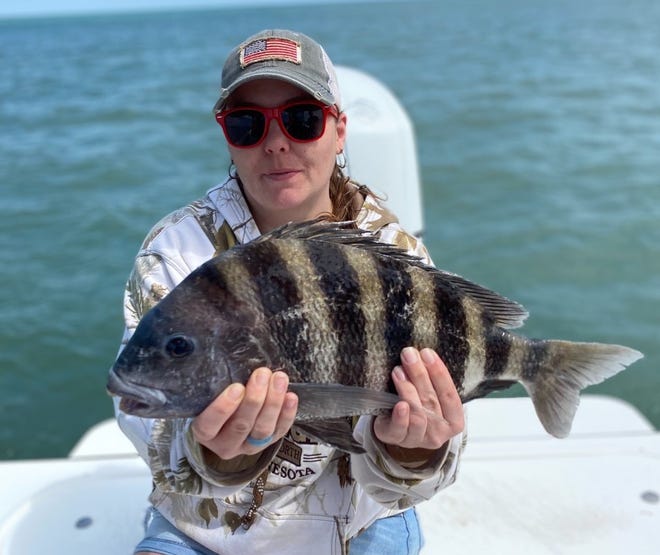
[215,100,339,148]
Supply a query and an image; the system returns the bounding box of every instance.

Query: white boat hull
[1,396,658,554]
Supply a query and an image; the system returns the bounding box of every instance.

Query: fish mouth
[107,368,168,417]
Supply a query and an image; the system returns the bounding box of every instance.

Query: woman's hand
[191,368,299,460]
[191,347,462,462]
[374,347,464,459]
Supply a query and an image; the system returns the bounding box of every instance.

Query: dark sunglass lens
[282,104,325,141]
[224,110,265,146]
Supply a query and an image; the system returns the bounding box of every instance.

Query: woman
[116,29,465,555]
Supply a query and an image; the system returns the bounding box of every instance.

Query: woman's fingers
[374,347,464,452]
[249,371,295,442]
[191,382,245,443]
[422,348,464,433]
[191,368,298,459]
[235,368,280,441]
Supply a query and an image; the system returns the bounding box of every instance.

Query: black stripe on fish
[239,240,312,373]
[461,378,519,402]
[376,261,415,371]
[484,322,513,379]
[305,241,367,387]
[194,261,230,308]
[432,279,470,392]
[194,260,263,331]
[522,339,550,380]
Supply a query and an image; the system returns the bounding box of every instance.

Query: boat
[1,67,658,554]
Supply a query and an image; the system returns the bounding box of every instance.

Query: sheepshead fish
[107,220,643,452]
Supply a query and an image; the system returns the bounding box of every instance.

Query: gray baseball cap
[213,29,341,112]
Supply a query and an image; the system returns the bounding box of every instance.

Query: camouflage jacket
[115,177,465,555]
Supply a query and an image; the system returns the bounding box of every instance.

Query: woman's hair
[328,162,369,222]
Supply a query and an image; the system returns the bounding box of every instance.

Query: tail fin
[522,340,643,438]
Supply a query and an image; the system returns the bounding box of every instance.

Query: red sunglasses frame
[215,100,340,148]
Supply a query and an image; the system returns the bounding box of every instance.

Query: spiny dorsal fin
[261,218,528,329]
[258,218,361,243]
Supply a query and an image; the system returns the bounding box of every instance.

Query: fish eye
[165,335,195,358]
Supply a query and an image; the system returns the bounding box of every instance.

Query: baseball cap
[213,29,341,112]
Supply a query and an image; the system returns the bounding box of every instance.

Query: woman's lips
[264,169,300,181]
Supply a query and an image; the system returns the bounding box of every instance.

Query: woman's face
[226,79,347,232]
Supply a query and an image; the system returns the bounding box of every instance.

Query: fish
[107,219,643,453]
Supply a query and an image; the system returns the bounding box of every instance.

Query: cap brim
[213,66,336,112]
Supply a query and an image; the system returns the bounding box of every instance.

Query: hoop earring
[336,151,346,169]
[228,160,238,180]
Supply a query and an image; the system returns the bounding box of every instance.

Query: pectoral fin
[288,382,400,421]
[287,383,400,454]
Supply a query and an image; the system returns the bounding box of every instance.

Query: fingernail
[393,366,407,381]
[284,394,298,410]
[226,383,244,400]
[396,402,410,418]
[273,372,288,392]
[254,369,270,386]
[420,348,436,365]
[401,347,419,364]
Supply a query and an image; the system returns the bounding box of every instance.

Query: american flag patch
[240,37,301,68]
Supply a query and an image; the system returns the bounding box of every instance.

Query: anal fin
[293,419,365,454]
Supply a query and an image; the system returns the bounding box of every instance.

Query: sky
[0,0,330,19]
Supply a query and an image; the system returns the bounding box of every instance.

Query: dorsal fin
[260,218,528,329]
[432,270,528,329]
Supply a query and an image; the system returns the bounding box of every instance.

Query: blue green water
[1,0,658,459]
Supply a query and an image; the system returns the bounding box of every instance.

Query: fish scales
[375,257,416,373]
[302,239,369,387]
[521,341,550,381]
[234,240,314,379]
[428,276,470,391]
[107,219,644,446]
[270,238,345,385]
[483,323,513,379]
[408,265,441,353]
[204,256,284,377]
[499,333,530,384]
[213,250,261,315]
[338,245,390,391]
[458,295,488,397]
[461,318,525,401]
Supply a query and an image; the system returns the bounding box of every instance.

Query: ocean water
[1,0,658,459]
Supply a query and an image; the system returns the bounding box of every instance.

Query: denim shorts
[134,506,423,555]
[349,508,423,555]
[134,508,216,555]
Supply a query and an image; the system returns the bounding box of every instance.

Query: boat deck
[1,395,658,554]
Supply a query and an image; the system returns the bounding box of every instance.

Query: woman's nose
[262,118,289,152]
